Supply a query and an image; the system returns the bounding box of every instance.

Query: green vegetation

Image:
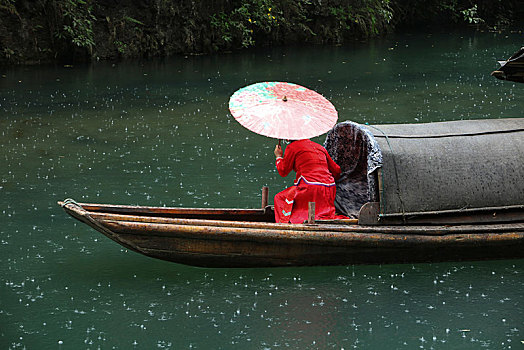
[210,0,394,48]
[461,5,484,25]
[393,0,517,31]
[54,0,96,50]
[0,0,15,12]
[123,16,144,26]
[210,0,282,48]
[114,40,127,54]
[0,0,521,64]
[328,0,393,38]
[211,0,288,47]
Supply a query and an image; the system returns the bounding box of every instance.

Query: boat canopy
[325,118,524,223]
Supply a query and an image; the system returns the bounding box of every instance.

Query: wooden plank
[58,201,274,222]
[308,202,315,224]
[103,221,524,267]
[62,203,524,235]
[60,201,268,215]
[261,186,269,208]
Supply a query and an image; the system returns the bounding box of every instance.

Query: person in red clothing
[273,139,341,224]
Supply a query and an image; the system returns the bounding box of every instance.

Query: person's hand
[274,144,283,158]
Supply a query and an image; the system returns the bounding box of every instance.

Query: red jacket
[276,139,341,185]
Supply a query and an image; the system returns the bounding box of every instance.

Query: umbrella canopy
[229,82,338,140]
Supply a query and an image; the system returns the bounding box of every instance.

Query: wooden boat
[59,118,524,267]
[491,47,524,83]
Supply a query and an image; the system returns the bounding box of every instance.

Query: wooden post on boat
[261,186,269,208]
[308,202,316,224]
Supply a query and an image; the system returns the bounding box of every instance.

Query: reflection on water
[1,31,523,348]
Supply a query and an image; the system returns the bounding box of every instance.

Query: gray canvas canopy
[325,118,524,224]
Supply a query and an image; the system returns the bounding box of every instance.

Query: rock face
[0,0,521,65]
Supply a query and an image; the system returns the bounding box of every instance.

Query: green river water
[1,31,523,349]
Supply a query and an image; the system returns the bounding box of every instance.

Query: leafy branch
[54,0,96,50]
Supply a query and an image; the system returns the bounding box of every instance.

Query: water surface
[1,31,523,349]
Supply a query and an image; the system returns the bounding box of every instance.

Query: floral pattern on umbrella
[229,82,338,140]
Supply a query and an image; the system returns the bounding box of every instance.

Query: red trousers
[274,183,337,224]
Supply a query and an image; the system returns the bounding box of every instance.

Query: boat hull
[60,201,524,267]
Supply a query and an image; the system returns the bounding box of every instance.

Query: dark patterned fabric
[324,122,383,218]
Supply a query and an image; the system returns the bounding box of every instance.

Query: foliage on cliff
[0,0,521,64]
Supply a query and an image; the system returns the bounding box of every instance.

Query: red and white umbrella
[229,82,338,140]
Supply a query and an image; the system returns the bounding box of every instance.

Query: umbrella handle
[278,139,281,147]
